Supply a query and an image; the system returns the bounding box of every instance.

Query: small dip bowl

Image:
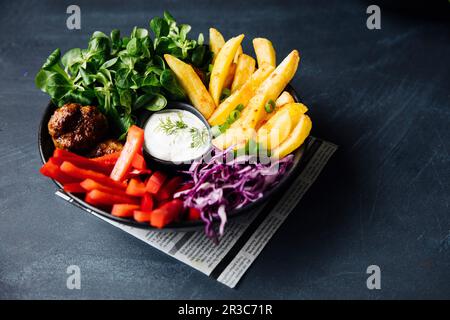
[139,101,212,170]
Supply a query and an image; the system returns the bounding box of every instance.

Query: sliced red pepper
[126,178,147,197]
[188,207,201,221]
[131,152,146,170]
[60,161,126,190]
[51,155,112,175]
[145,171,167,194]
[53,148,87,160]
[110,125,144,182]
[125,168,152,179]
[63,182,85,193]
[174,182,194,194]
[111,204,140,218]
[133,210,152,223]
[140,193,154,211]
[91,152,121,166]
[156,176,184,202]
[80,179,128,196]
[150,199,184,228]
[85,190,140,206]
[40,161,80,184]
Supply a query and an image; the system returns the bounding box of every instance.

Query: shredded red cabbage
[174,147,294,240]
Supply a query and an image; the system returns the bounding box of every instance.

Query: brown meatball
[87,139,124,158]
[48,103,108,152]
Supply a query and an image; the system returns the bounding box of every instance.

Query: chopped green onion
[229,110,240,122]
[235,103,244,112]
[220,88,231,101]
[265,99,275,113]
[211,125,222,138]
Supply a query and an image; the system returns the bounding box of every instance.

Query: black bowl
[38,85,310,231]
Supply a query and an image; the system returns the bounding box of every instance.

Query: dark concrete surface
[0,0,449,299]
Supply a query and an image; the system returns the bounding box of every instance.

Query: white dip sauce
[144,109,211,163]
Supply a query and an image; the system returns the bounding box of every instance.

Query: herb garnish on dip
[144,109,210,163]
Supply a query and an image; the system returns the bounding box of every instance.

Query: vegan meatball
[87,139,124,158]
[48,103,108,152]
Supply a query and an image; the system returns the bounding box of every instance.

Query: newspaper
[55,137,337,288]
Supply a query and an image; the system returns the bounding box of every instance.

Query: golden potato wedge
[209,28,225,63]
[231,54,256,93]
[234,45,243,63]
[271,114,312,159]
[208,64,274,126]
[209,34,245,106]
[164,54,215,119]
[256,103,303,149]
[253,38,276,67]
[275,91,295,108]
[223,62,237,89]
[259,102,308,128]
[211,126,256,150]
[240,50,300,129]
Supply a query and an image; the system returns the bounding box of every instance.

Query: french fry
[271,114,312,159]
[223,62,237,89]
[240,50,300,129]
[260,102,308,128]
[256,103,304,149]
[209,28,225,63]
[275,91,295,108]
[231,54,256,93]
[164,54,216,118]
[253,38,276,67]
[234,45,243,63]
[209,34,245,106]
[208,64,274,126]
[211,126,255,150]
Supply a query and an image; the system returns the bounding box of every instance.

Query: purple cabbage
[174,147,294,241]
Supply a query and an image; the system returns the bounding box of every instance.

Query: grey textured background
[0,0,449,299]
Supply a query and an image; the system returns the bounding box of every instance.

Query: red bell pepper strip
[150,199,184,228]
[125,168,152,179]
[126,178,147,197]
[110,125,144,181]
[85,190,140,206]
[91,152,121,166]
[188,207,201,221]
[51,156,112,175]
[80,179,128,196]
[60,161,126,190]
[40,161,80,184]
[156,176,184,202]
[131,152,146,170]
[53,148,87,160]
[140,193,154,212]
[174,182,194,194]
[111,204,141,218]
[133,210,152,223]
[145,171,167,194]
[63,183,86,193]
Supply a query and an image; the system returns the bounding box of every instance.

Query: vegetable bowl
[36,12,313,238]
[38,86,309,231]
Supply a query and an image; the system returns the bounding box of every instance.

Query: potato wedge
[209,34,245,106]
[256,103,303,149]
[164,54,215,118]
[275,91,295,108]
[271,114,312,159]
[212,126,255,150]
[223,62,237,89]
[234,45,243,63]
[208,64,274,126]
[231,54,256,93]
[240,50,300,129]
[253,38,276,67]
[209,28,225,63]
[259,102,308,128]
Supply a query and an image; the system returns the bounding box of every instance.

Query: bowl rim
[38,84,310,231]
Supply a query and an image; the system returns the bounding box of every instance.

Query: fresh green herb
[158,112,188,135]
[264,99,275,113]
[35,11,212,139]
[190,127,209,148]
